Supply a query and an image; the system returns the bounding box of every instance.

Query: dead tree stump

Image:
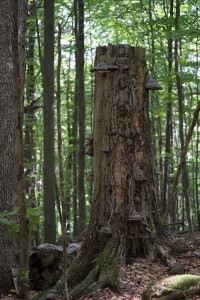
[56,44,176,300]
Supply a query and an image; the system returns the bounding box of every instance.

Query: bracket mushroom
[145,77,162,90]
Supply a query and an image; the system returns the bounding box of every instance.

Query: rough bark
[12,0,30,298]
[65,44,175,300]
[0,1,18,293]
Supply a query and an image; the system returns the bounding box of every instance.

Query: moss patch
[98,247,120,291]
[142,274,200,300]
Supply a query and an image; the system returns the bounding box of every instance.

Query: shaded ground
[1,232,200,300]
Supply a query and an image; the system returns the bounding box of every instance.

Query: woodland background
[0,0,200,298]
[22,0,200,241]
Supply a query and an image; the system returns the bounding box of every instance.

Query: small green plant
[26,206,44,231]
[0,205,44,238]
[0,206,20,237]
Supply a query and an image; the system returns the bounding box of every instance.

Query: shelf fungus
[145,77,162,90]
[102,146,111,153]
[154,169,163,175]
[129,211,142,221]
[90,63,118,73]
[98,226,112,235]
[86,170,94,182]
[84,134,93,145]
[85,134,93,157]
[134,196,141,203]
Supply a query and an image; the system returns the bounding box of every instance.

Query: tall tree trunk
[12,0,30,298]
[43,0,56,244]
[77,0,86,233]
[174,0,193,233]
[0,0,18,293]
[148,0,163,210]
[162,0,174,218]
[25,18,35,201]
[72,0,78,237]
[25,10,39,246]
[67,44,175,300]
[56,23,69,300]
[65,40,73,233]
[195,4,199,229]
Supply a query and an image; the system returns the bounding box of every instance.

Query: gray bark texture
[0,0,18,294]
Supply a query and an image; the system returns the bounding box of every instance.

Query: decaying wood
[29,243,81,291]
[34,44,177,300]
[63,44,175,300]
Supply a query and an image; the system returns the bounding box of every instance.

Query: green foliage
[0,206,44,237]
[26,206,44,231]
[24,0,200,239]
[0,207,20,237]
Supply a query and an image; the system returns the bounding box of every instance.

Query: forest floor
[1,232,200,300]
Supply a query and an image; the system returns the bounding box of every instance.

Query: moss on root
[142,274,200,300]
[97,247,120,291]
[69,265,100,300]
[69,247,121,299]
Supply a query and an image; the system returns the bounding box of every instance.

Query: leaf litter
[1,232,200,300]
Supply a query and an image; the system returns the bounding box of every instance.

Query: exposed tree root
[158,287,200,300]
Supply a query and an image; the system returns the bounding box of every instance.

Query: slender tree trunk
[77,0,86,233]
[148,0,163,210]
[56,23,69,300]
[43,0,56,244]
[65,40,73,231]
[174,0,193,233]
[33,0,43,75]
[72,0,78,237]
[195,5,199,228]
[12,1,30,298]
[25,11,39,246]
[162,102,200,224]
[162,0,174,218]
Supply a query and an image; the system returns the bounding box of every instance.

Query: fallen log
[29,243,81,291]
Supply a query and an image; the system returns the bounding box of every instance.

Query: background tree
[77,0,86,233]
[174,0,193,233]
[56,23,69,300]
[12,0,30,298]
[43,0,56,244]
